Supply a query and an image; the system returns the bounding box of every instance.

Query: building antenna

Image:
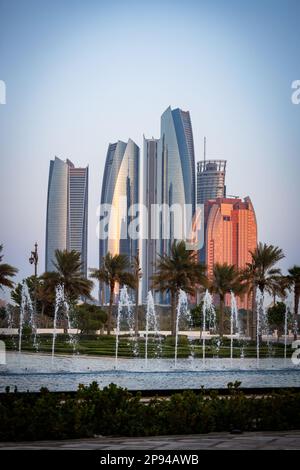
[204,136,206,163]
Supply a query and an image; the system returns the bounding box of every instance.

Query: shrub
[1,383,300,441]
[72,304,107,335]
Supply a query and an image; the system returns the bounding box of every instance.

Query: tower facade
[45,157,88,275]
[204,196,257,309]
[159,106,196,253]
[99,139,140,302]
[197,159,226,204]
[142,137,159,301]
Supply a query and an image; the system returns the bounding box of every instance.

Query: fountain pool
[1,352,299,392]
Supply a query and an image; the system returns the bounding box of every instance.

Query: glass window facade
[45,157,88,276]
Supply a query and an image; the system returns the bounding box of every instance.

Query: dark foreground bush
[1,382,300,441]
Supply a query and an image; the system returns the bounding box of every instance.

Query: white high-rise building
[45,157,88,275]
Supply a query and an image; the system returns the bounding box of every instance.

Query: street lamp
[29,242,38,277]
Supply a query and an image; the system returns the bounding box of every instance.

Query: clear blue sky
[0,0,299,300]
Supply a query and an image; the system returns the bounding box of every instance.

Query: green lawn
[1,334,292,358]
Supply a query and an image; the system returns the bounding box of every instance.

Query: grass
[1,333,293,359]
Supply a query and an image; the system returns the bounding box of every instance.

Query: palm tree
[243,242,285,340]
[267,275,289,305]
[47,249,93,303]
[210,263,244,336]
[287,265,300,340]
[151,240,207,336]
[249,243,284,293]
[37,271,60,316]
[90,253,135,335]
[41,250,93,330]
[132,250,142,336]
[0,244,18,290]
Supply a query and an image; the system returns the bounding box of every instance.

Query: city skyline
[0,0,299,299]
[44,105,257,306]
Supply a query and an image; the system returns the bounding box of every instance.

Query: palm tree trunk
[294,289,299,340]
[101,282,105,306]
[107,282,114,335]
[219,295,225,336]
[134,283,139,336]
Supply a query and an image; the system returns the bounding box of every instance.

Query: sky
[0,0,299,300]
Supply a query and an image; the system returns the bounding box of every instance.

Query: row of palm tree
[1,242,300,339]
[91,241,300,338]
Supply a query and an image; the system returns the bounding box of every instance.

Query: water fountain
[115,285,138,368]
[5,282,299,393]
[51,284,71,362]
[292,287,299,339]
[18,280,37,354]
[5,304,16,349]
[256,289,263,363]
[284,304,288,361]
[256,288,273,361]
[202,290,216,363]
[145,291,162,368]
[6,304,14,330]
[174,290,192,367]
[230,291,239,361]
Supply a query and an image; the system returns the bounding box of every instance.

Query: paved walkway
[1,431,300,450]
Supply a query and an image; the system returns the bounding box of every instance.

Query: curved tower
[99,139,140,301]
[159,106,196,249]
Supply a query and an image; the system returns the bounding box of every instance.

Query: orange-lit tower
[204,196,257,309]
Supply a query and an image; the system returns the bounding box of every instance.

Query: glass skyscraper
[140,107,196,303]
[197,159,226,204]
[45,157,88,275]
[99,139,140,302]
[142,136,159,301]
[99,108,195,304]
[159,106,196,252]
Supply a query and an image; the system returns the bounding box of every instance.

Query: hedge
[1,382,300,441]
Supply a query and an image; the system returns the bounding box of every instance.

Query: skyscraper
[45,157,88,275]
[204,196,257,309]
[141,106,196,304]
[142,136,159,301]
[197,159,226,204]
[99,139,140,302]
[159,106,196,250]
